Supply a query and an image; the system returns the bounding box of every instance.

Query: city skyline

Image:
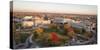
[12,1,97,15]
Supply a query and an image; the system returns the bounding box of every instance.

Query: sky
[13,1,97,15]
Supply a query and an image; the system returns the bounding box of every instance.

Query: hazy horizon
[12,1,97,15]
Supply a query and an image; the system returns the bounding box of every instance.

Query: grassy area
[14,32,30,44]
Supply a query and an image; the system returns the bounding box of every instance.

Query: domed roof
[23,16,33,20]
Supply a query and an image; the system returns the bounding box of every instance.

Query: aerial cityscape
[10,1,97,49]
